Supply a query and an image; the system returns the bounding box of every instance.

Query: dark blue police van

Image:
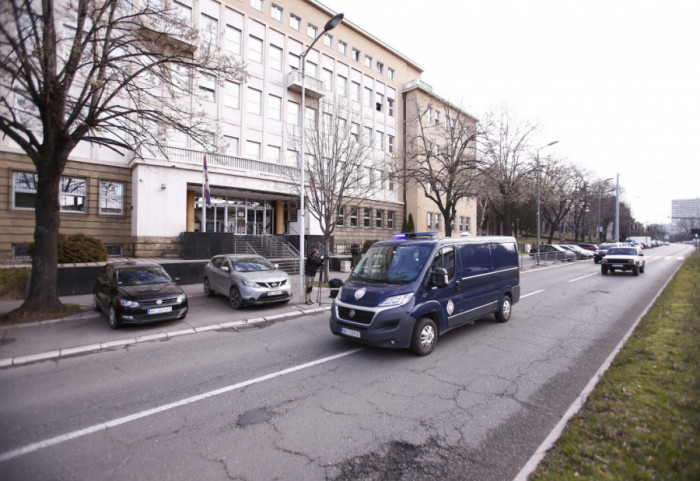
[329,234,520,355]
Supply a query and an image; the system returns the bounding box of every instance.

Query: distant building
[671,198,700,234]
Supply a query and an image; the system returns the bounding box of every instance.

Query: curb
[0,305,330,369]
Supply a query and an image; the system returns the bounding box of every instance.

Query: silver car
[203,254,292,309]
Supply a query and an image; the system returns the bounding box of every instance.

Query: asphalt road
[0,244,693,481]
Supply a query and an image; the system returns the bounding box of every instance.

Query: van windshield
[352,244,433,283]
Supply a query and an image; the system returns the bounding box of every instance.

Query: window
[337,74,347,97]
[388,172,396,191]
[466,217,472,233]
[351,81,360,103]
[363,126,372,145]
[268,94,282,120]
[271,3,283,21]
[287,100,299,126]
[305,60,317,78]
[376,209,384,228]
[226,25,242,55]
[246,140,261,160]
[363,87,372,108]
[321,68,333,91]
[376,131,384,150]
[323,34,333,48]
[388,68,395,80]
[267,145,281,163]
[376,61,384,74]
[307,24,317,38]
[198,73,216,102]
[224,81,240,108]
[352,48,360,62]
[13,171,37,209]
[249,35,263,63]
[351,122,359,142]
[376,92,384,112]
[224,135,239,156]
[250,0,263,12]
[387,98,394,117]
[364,55,372,68]
[269,44,283,71]
[60,176,87,213]
[288,51,300,71]
[387,211,395,230]
[289,14,300,30]
[350,207,358,227]
[304,106,316,129]
[99,181,124,215]
[388,135,395,154]
[427,212,433,230]
[436,214,442,231]
[200,14,218,49]
[336,206,345,226]
[285,149,298,166]
[247,87,262,115]
[364,208,371,227]
[338,40,347,55]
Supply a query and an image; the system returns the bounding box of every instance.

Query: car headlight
[176,293,187,303]
[242,280,258,288]
[120,298,140,308]
[378,293,414,307]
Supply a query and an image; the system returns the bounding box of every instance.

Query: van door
[452,243,498,326]
[424,246,464,330]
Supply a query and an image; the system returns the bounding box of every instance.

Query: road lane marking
[568,272,598,283]
[521,290,545,299]
[0,347,364,463]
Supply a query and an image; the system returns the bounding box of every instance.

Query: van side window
[431,246,456,279]
[492,242,517,269]
[458,244,492,277]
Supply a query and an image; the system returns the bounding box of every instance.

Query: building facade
[671,198,700,235]
[1,0,475,261]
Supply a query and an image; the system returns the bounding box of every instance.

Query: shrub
[0,267,30,300]
[362,240,378,253]
[58,234,108,263]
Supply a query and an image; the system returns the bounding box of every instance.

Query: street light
[298,12,344,302]
[536,140,558,264]
[615,173,620,242]
[598,177,613,244]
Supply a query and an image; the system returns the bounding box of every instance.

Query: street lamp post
[298,13,343,303]
[615,173,620,242]
[536,140,558,264]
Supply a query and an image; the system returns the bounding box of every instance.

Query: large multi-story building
[0,0,476,261]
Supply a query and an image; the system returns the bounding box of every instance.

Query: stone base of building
[132,236,183,258]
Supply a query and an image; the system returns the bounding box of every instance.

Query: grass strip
[531,253,700,480]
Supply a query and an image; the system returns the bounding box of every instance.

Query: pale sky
[320,0,700,225]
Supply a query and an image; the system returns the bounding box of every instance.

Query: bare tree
[403,96,479,237]
[478,106,539,236]
[287,96,386,273]
[0,0,247,317]
[539,160,586,243]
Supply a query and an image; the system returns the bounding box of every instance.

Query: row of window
[427,212,473,233]
[12,172,125,215]
[336,207,396,229]
[264,1,396,80]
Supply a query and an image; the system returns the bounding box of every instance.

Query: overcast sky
[320,0,700,225]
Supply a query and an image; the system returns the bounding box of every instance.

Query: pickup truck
[601,246,645,276]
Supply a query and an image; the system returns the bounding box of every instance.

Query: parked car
[593,242,623,264]
[203,254,292,309]
[601,246,645,276]
[559,244,594,259]
[93,260,188,329]
[577,242,597,252]
[529,244,576,262]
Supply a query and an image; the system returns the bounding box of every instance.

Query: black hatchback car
[93,260,188,329]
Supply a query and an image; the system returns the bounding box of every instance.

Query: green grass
[530,253,700,480]
[0,267,29,300]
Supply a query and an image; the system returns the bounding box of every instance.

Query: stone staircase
[231,235,300,274]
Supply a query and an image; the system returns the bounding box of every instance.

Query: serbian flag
[203,155,211,206]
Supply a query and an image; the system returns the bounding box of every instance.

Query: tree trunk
[21,162,63,311]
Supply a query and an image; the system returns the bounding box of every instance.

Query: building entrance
[195,195,274,235]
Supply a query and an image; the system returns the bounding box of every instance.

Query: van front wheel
[495,295,512,323]
[411,317,437,356]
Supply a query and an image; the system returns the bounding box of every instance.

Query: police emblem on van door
[446,300,454,315]
[354,288,366,300]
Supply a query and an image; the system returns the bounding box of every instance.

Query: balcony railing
[286,70,325,99]
[161,146,298,178]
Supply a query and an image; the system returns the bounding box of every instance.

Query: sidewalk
[0,271,351,369]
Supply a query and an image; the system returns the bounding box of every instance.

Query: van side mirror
[431,267,448,288]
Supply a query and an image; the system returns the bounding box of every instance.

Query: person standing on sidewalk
[304,249,324,304]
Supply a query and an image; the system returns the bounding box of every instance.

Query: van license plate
[341,327,361,339]
[148,306,172,315]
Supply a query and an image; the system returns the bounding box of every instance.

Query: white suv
[601,246,645,276]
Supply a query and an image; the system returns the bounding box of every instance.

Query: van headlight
[378,293,414,307]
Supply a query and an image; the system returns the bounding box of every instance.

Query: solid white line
[521,289,545,299]
[512,252,687,481]
[568,272,598,283]
[0,347,364,463]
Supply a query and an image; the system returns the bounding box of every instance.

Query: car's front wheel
[640,263,645,274]
[229,286,243,309]
[602,266,609,275]
[108,305,123,329]
[410,317,437,356]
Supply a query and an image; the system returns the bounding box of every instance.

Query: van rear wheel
[495,295,512,323]
[410,317,437,356]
